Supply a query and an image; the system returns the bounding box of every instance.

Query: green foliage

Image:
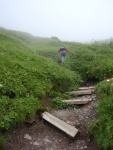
[1,27,113,149]
[63,45,113,81]
[0,136,6,148]
[88,95,113,150]
[87,59,113,81]
[0,28,81,135]
[52,97,69,109]
[0,34,81,98]
[96,80,113,98]
[0,96,41,130]
[88,81,113,150]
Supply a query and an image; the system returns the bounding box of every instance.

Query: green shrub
[88,59,113,81]
[63,46,113,81]
[0,136,6,148]
[88,80,113,149]
[0,96,41,130]
[63,48,97,77]
[88,95,113,150]
[96,80,113,98]
[52,97,69,109]
[0,48,81,99]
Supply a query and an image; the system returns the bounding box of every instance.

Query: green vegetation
[0,96,41,130]
[0,136,6,148]
[88,80,113,150]
[96,80,113,98]
[52,97,69,109]
[1,27,113,149]
[0,28,81,133]
[63,44,113,81]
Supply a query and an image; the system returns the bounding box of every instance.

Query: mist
[0,0,113,42]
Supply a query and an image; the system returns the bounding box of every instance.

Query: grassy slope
[1,28,113,149]
[0,28,81,133]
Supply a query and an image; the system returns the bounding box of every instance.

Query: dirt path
[3,88,100,150]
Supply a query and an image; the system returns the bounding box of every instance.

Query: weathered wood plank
[88,86,95,89]
[42,112,79,138]
[68,89,92,96]
[78,87,90,90]
[63,98,92,105]
[78,86,95,90]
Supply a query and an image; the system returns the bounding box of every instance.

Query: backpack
[60,47,66,51]
[60,47,67,56]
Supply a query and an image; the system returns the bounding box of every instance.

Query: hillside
[1,28,113,150]
[0,27,81,136]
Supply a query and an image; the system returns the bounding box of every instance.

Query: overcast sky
[0,0,113,42]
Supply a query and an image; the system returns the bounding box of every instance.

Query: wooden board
[63,98,92,105]
[88,86,95,89]
[68,89,92,96]
[78,86,95,90]
[42,112,79,138]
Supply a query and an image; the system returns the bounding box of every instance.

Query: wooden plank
[63,98,92,105]
[42,112,79,138]
[68,89,92,96]
[78,87,90,90]
[88,86,95,89]
[78,86,95,90]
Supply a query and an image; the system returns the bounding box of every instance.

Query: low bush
[52,97,69,109]
[88,80,113,150]
[0,96,41,130]
[88,95,113,150]
[0,42,81,99]
[95,80,113,98]
[63,46,113,81]
[0,136,6,148]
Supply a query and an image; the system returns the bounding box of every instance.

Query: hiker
[58,47,69,62]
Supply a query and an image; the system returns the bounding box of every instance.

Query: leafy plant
[63,45,113,81]
[52,97,69,109]
[88,81,113,150]
[95,80,113,98]
[0,136,6,148]
[0,96,42,130]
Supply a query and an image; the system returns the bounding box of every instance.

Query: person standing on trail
[58,47,69,62]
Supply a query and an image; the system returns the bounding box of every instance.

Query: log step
[62,98,92,105]
[42,112,79,138]
[68,89,92,96]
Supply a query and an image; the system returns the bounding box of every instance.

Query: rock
[84,146,87,149]
[24,134,32,140]
[33,142,40,146]
[44,138,52,143]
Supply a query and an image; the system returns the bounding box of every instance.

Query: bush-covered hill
[0,28,81,135]
[0,27,82,62]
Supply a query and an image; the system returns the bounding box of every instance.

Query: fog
[0,0,113,42]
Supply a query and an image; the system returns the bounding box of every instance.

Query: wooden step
[78,86,95,90]
[42,112,79,138]
[78,86,95,93]
[62,98,92,105]
[68,89,92,96]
